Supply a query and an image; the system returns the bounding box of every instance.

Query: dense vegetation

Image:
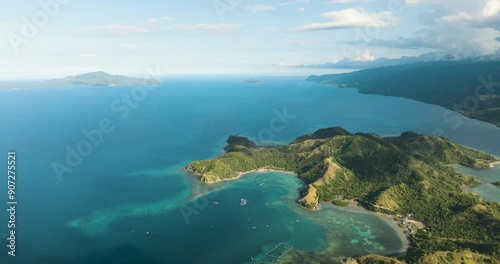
[187,127,500,263]
[347,254,405,264]
[331,199,350,207]
[345,251,499,264]
[307,61,500,127]
[223,135,257,152]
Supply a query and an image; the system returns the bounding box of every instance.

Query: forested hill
[187,127,500,263]
[307,61,500,127]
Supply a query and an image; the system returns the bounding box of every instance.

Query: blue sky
[1,0,499,79]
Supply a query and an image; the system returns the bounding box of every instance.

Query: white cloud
[275,62,299,67]
[146,17,173,23]
[171,23,241,32]
[326,0,374,3]
[441,0,500,28]
[352,49,375,61]
[405,0,428,5]
[334,0,500,56]
[368,23,500,56]
[279,0,310,6]
[297,7,306,12]
[483,0,500,17]
[426,0,500,55]
[424,27,500,55]
[244,5,276,12]
[442,12,475,22]
[291,9,397,31]
[405,0,496,11]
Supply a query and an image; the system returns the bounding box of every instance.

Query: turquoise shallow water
[456,164,500,202]
[0,76,499,263]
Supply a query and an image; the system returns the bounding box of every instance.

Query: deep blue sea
[0,76,499,264]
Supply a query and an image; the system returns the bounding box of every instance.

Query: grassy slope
[186,127,500,263]
[307,61,500,127]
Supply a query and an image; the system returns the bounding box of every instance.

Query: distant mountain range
[307,61,500,127]
[295,52,500,70]
[0,71,157,89]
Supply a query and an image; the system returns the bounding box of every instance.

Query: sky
[0,0,499,79]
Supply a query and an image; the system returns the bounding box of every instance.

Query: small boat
[241,199,247,206]
[214,201,219,205]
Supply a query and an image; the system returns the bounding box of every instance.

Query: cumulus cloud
[290,9,397,31]
[352,49,375,61]
[359,26,500,56]
[441,0,500,29]
[420,27,500,55]
[359,0,500,56]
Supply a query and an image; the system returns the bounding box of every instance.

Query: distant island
[187,127,500,263]
[47,71,158,87]
[0,71,157,89]
[242,78,262,84]
[307,61,500,127]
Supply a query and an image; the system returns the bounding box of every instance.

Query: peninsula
[187,127,500,263]
[307,61,500,127]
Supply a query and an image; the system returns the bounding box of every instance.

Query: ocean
[0,76,499,263]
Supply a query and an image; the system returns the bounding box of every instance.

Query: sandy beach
[236,168,297,178]
[330,200,416,251]
[489,161,500,168]
[186,167,297,185]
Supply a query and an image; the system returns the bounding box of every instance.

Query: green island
[187,127,500,263]
[307,61,500,127]
[242,78,262,84]
[0,71,157,89]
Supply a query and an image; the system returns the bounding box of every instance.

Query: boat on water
[241,199,247,205]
